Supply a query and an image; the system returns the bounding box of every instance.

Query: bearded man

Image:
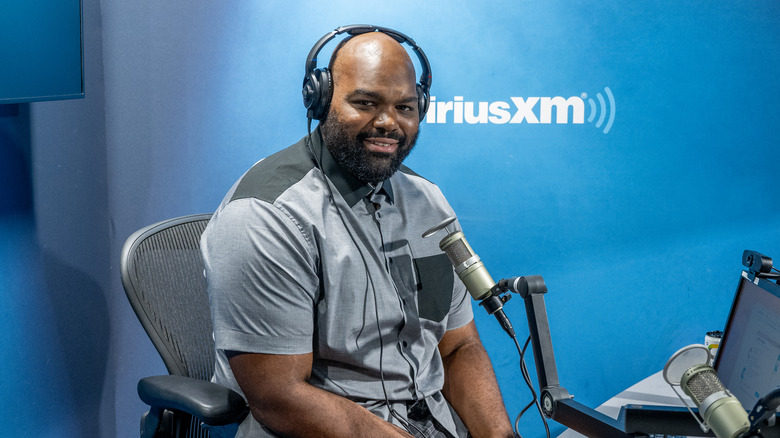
[202,27,514,438]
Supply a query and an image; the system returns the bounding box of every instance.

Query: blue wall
[1,1,779,437]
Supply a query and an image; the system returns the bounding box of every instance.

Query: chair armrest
[138,375,248,426]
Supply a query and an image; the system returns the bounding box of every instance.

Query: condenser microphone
[423,219,515,337]
[438,230,496,301]
[663,344,750,438]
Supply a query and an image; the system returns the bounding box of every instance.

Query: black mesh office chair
[121,214,248,438]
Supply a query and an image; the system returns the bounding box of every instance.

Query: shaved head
[329,32,417,88]
[320,32,421,184]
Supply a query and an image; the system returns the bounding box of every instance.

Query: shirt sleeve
[445,265,474,331]
[202,197,320,355]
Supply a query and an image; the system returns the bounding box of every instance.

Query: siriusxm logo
[424,87,615,134]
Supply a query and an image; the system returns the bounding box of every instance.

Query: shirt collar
[310,127,395,208]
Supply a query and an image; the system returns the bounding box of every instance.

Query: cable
[312,124,550,438]
[305,120,427,438]
[512,335,551,438]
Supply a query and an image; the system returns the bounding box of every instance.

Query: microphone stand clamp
[747,387,780,437]
[479,276,545,339]
[479,291,515,338]
[479,274,550,318]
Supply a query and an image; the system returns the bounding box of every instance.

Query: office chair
[121,214,248,438]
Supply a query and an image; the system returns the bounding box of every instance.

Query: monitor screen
[714,272,780,409]
[0,0,83,103]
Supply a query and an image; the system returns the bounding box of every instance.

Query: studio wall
[1,1,778,437]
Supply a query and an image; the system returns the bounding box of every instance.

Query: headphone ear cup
[302,68,332,120]
[416,83,429,122]
[302,72,318,116]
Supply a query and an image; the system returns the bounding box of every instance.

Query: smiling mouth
[363,137,399,154]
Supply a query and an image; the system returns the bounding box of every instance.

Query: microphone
[423,219,515,337]
[663,344,750,438]
[438,230,496,301]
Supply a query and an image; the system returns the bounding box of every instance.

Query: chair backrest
[121,214,214,380]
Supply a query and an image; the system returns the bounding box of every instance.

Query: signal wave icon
[584,87,615,134]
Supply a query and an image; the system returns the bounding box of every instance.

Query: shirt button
[402,340,409,348]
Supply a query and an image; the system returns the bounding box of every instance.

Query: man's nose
[373,107,399,132]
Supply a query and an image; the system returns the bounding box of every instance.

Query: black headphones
[301,24,432,122]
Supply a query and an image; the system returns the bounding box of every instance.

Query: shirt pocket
[413,254,454,323]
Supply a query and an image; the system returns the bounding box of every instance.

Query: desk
[557,370,706,438]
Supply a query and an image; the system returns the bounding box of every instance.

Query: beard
[320,112,419,184]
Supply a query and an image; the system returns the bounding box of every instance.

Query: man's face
[320,35,421,184]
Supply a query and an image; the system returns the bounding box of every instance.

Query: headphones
[301,24,432,122]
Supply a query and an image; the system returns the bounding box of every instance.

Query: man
[202,27,514,438]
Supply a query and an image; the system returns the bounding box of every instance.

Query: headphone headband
[302,25,432,121]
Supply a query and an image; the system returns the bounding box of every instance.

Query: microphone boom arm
[506,276,633,437]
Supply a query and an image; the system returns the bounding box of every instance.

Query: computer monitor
[0,0,83,103]
[714,272,780,409]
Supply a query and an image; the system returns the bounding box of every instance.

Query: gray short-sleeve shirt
[202,129,473,437]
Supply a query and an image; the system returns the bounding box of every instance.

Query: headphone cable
[305,119,427,438]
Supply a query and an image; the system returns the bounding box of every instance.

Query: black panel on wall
[0,0,84,103]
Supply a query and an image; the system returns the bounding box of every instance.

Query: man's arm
[228,351,415,437]
[438,321,515,438]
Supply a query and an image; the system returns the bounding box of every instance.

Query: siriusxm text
[424,96,585,125]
